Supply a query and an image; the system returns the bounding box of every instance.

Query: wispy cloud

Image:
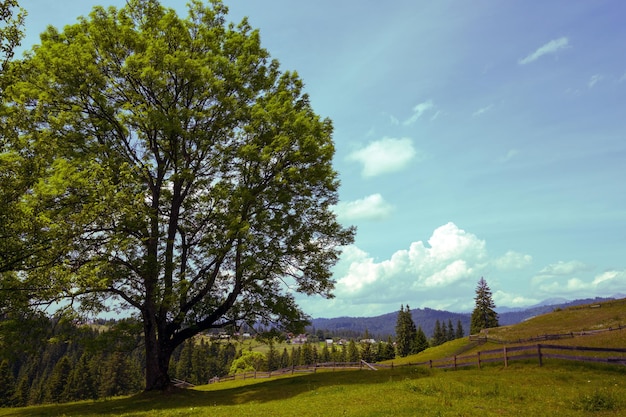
[403,100,434,125]
[347,137,417,177]
[518,36,569,65]
[472,104,493,117]
[332,194,393,221]
[588,74,603,88]
[499,149,520,163]
[533,267,626,298]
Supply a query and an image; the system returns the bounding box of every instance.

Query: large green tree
[3,0,354,390]
[470,277,499,334]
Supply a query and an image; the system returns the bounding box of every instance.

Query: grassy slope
[2,298,626,417]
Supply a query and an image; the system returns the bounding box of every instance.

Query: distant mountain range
[309,296,622,340]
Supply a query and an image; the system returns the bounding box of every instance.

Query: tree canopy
[1,0,354,390]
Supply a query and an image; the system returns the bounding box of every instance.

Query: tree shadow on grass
[3,367,430,416]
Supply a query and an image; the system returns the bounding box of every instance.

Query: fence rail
[468,324,626,344]
[381,343,626,370]
[206,344,626,384]
[208,361,368,384]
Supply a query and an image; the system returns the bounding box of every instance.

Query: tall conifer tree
[395,305,417,357]
[455,319,465,339]
[414,326,429,353]
[470,277,499,334]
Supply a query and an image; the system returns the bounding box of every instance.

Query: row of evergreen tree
[1,321,453,407]
[395,305,465,357]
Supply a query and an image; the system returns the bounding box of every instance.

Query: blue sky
[18,0,626,318]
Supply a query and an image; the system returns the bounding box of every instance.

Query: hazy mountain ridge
[309,296,619,339]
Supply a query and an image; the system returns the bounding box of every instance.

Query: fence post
[537,344,543,366]
[429,359,433,369]
[477,351,481,369]
[454,355,457,370]
[503,347,508,368]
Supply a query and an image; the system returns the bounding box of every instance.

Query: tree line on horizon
[0,318,415,407]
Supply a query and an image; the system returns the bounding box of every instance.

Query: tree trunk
[143,315,173,391]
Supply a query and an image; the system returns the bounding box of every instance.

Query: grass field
[2,298,625,416]
[1,362,624,417]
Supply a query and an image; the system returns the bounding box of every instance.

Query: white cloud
[324,222,515,315]
[518,36,569,65]
[403,100,434,125]
[347,137,417,177]
[531,260,625,298]
[536,260,589,278]
[493,290,539,308]
[332,194,393,221]
[588,74,603,88]
[472,104,493,117]
[619,72,626,83]
[493,251,532,270]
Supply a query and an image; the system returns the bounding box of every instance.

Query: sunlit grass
[2,364,625,417]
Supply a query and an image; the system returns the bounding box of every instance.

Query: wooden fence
[380,344,626,370]
[207,361,367,384]
[468,324,626,344]
[206,344,626,384]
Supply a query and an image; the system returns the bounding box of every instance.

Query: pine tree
[191,339,210,384]
[384,336,396,360]
[446,319,455,341]
[395,305,417,357]
[63,353,97,401]
[45,356,72,403]
[302,343,315,365]
[414,326,429,353]
[99,352,142,398]
[455,320,465,339]
[280,348,290,369]
[175,339,194,382]
[291,346,302,366]
[12,373,30,407]
[0,360,16,407]
[320,344,331,363]
[337,344,347,363]
[360,341,374,363]
[266,341,279,371]
[432,320,445,346]
[470,277,499,334]
[347,340,360,363]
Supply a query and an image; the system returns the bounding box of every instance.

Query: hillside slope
[385,297,626,366]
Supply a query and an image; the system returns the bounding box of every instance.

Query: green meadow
[2,299,625,417]
[1,362,624,417]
